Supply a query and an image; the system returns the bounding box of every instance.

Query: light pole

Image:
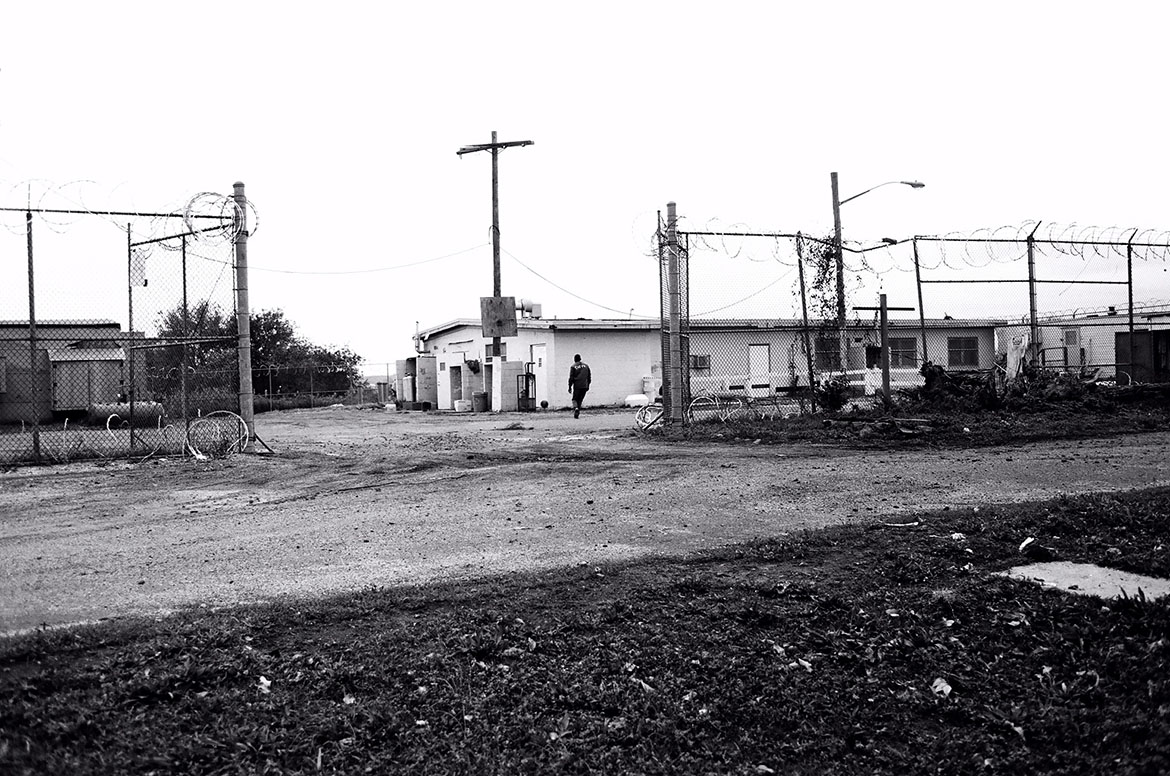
[830,173,924,326]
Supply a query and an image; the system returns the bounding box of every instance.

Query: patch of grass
[3,489,1170,774]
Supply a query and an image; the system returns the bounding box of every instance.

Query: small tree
[151,305,364,403]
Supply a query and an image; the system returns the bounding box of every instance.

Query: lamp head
[901,181,926,189]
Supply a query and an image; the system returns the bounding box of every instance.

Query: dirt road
[2,405,1168,635]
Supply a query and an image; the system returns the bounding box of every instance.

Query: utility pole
[457,131,533,359]
[831,172,847,380]
[853,295,915,409]
[831,172,845,325]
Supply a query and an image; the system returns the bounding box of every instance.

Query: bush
[813,376,851,411]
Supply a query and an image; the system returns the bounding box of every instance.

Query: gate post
[665,202,685,423]
[26,210,41,460]
[233,182,255,443]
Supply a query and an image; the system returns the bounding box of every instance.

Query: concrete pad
[996,562,1170,600]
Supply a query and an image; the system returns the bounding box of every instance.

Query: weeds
[3,488,1170,774]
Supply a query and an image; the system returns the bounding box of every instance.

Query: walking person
[567,354,592,419]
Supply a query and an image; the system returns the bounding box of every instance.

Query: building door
[530,344,548,407]
[748,344,771,397]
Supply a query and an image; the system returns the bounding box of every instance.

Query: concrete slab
[996,562,1170,601]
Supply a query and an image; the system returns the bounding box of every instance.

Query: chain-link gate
[0,185,253,464]
[656,205,835,426]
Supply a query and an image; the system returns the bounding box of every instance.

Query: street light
[838,180,925,206]
[830,173,925,325]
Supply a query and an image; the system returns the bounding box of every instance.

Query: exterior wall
[412,318,1004,409]
[419,322,661,410]
[920,327,997,370]
[547,328,660,408]
[688,329,811,393]
[0,322,128,423]
[995,314,1170,379]
[687,324,998,395]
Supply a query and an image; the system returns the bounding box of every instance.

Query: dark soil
[679,382,1170,448]
[3,486,1169,775]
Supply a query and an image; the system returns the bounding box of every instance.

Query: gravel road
[2,405,1168,635]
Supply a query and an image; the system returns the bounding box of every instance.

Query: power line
[181,243,492,275]
[502,248,657,319]
[692,267,794,317]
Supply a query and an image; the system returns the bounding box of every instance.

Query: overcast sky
[3,2,1168,370]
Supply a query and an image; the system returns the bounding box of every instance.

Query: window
[947,336,979,367]
[689,354,711,373]
[889,337,917,367]
[814,335,841,371]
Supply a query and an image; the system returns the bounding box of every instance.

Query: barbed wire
[0,179,256,256]
[917,221,1170,267]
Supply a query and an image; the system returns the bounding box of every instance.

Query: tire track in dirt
[2,407,1168,634]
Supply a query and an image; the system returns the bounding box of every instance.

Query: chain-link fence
[0,187,249,464]
[914,226,1170,384]
[253,362,377,412]
[655,210,1170,425]
[657,208,834,425]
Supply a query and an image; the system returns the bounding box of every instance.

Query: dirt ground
[2,405,1169,635]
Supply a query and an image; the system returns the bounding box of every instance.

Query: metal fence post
[913,238,928,365]
[1127,237,1137,382]
[26,209,41,461]
[233,182,255,443]
[1026,224,1040,361]
[126,223,136,454]
[181,234,190,454]
[665,202,684,423]
[795,233,817,407]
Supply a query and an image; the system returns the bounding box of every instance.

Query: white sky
[3,2,1169,371]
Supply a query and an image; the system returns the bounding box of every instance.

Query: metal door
[530,344,548,406]
[51,361,90,410]
[748,344,771,397]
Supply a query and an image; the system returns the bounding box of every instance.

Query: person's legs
[572,386,587,417]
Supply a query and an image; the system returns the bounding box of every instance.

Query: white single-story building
[412,317,662,411]
[409,314,1005,411]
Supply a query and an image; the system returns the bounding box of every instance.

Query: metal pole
[666,202,684,423]
[830,172,848,383]
[26,209,41,460]
[457,133,533,361]
[490,130,502,360]
[1026,225,1040,362]
[1127,238,1135,382]
[913,238,928,365]
[795,235,818,411]
[233,181,255,444]
[181,234,190,455]
[831,172,845,325]
[879,293,891,403]
[127,224,136,454]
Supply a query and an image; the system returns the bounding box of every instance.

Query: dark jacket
[568,362,592,389]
